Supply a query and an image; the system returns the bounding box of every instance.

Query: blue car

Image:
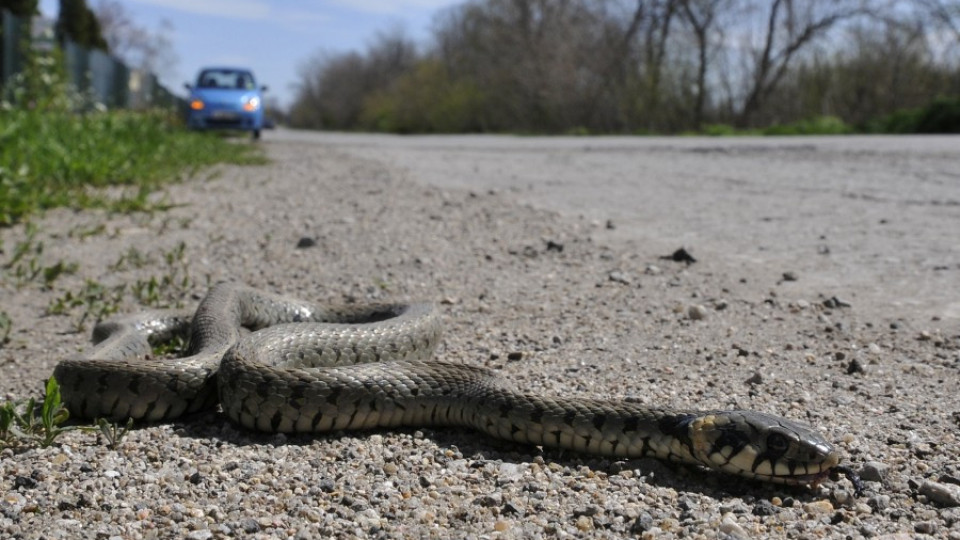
[185,67,267,139]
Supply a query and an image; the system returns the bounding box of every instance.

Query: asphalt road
[270,130,960,322]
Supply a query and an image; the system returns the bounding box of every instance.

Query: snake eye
[766,433,790,455]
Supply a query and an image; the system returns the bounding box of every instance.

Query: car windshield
[196,69,256,90]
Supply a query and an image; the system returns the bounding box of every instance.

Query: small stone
[630,512,654,534]
[493,520,510,532]
[497,462,523,481]
[802,500,834,515]
[575,515,593,531]
[545,240,564,252]
[919,480,960,507]
[752,500,778,516]
[915,522,938,534]
[782,271,798,281]
[744,372,763,386]
[473,493,501,507]
[13,476,37,489]
[608,271,631,285]
[506,351,523,361]
[868,494,891,511]
[714,299,728,310]
[846,358,865,375]
[319,478,336,493]
[185,530,213,540]
[382,463,398,475]
[823,296,851,309]
[860,462,888,482]
[605,219,615,230]
[688,304,708,320]
[719,514,749,539]
[662,247,697,264]
[295,237,316,249]
[644,265,661,275]
[573,506,600,518]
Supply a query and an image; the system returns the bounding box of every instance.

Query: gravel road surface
[1,132,959,538]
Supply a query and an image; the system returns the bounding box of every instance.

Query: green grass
[0,108,266,226]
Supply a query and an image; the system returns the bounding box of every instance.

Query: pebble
[920,480,960,507]
[608,271,632,285]
[802,500,834,515]
[295,237,316,249]
[860,461,888,483]
[719,514,750,539]
[687,304,708,320]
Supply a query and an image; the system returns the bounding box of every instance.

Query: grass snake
[54,283,861,492]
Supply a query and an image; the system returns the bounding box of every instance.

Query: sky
[38,0,465,108]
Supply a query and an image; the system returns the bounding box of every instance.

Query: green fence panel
[1,9,29,87]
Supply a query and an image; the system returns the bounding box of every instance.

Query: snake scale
[54,283,861,492]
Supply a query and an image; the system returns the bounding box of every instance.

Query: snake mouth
[752,465,863,496]
[751,468,832,487]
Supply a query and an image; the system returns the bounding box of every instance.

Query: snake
[53,283,862,493]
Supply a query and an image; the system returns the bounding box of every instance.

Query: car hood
[191,87,258,103]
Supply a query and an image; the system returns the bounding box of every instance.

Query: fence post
[1,9,30,87]
[63,39,89,97]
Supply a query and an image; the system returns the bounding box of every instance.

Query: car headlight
[190,99,204,110]
[243,96,261,112]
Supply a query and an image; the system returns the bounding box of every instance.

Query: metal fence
[1,9,183,110]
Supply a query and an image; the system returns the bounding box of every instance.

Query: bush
[763,115,852,135]
[869,97,960,134]
[360,60,487,133]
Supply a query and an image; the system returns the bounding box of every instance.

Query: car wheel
[252,130,261,140]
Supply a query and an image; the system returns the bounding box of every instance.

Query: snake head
[686,410,843,488]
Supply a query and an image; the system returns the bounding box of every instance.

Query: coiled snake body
[54,283,860,491]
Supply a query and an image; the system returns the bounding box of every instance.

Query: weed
[1,223,78,288]
[0,377,87,449]
[47,279,126,331]
[67,223,106,239]
[152,333,189,357]
[0,311,10,345]
[109,246,153,272]
[96,417,134,449]
[132,242,192,308]
[41,260,79,288]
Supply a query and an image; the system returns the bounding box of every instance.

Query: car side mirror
[260,85,268,92]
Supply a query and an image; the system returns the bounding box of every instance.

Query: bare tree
[92,0,178,80]
[289,29,417,129]
[736,0,868,126]
[918,0,960,42]
[679,0,727,127]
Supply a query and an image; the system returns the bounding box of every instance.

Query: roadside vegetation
[0,52,264,227]
[289,0,960,135]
